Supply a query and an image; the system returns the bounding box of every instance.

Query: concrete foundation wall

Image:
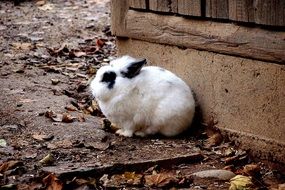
[117,38,285,162]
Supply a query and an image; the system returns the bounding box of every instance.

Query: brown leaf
[96,39,105,48]
[102,172,143,187]
[62,113,76,123]
[86,66,97,74]
[23,151,38,159]
[144,172,177,187]
[47,43,69,56]
[45,110,56,118]
[71,50,86,58]
[77,114,86,122]
[47,139,73,149]
[12,42,33,50]
[0,160,23,173]
[205,132,223,148]
[65,105,77,111]
[242,164,260,176]
[81,46,100,54]
[32,134,54,141]
[36,0,46,6]
[43,174,63,190]
[122,172,142,185]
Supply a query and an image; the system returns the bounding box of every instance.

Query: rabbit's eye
[101,71,116,89]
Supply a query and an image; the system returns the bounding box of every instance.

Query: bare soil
[0,0,284,189]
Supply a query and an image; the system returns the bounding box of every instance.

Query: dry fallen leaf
[39,153,54,166]
[12,42,33,50]
[38,3,55,11]
[71,50,86,58]
[0,160,23,173]
[77,114,86,122]
[47,43,68,56]
[32,134,54,141]
[65,104,77,111]
[61,113,76,123]
[36,0,46,6]
[122,172,142,185]
[87,66,97,74]
[43,173,63,190]
[96,39,105,48]
[229,175,253,190]
[205,132,223,148]
[47,139,73,149]
[242,164,260,176]
[104,172,143,187]
[144,172,177,188]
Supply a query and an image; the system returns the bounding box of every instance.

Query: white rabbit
[90,55,195,137]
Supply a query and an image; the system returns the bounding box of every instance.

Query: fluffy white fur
[90,55,195,137]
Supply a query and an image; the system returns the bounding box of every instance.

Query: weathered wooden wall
[128,0,285,26]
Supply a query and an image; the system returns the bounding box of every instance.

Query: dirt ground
[0,0,284,189]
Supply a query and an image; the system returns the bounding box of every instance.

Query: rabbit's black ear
[121,58,147,79]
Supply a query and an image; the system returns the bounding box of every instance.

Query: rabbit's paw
[116,129,133,137]
[134,131,146,137]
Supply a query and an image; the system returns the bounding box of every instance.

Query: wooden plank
[206,0,229,19]
[129,0,147,9]
[149,0,170,12]
[171,0,178,13]
[43,153,203,179]
[229,0,254,22]
[123,10,285,64]
[177,0,201,16]
[254,0,285,26]
[111,0,129,36]
[149,0,178,13]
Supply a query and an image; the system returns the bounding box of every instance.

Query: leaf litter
[0,0,284,189]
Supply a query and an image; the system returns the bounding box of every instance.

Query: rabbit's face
[91,56,147,102]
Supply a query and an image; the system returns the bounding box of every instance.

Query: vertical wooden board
[206,0,229,19]
[111,0,128,36]
[205,0,212,17]
[171,0,178,13]
[149,0,170,12]
[254,0,285,26]
[177,0,201,16]
[129,0,147,9]
[229,0,254,22]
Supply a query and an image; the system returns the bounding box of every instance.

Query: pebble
[191,169,236,181]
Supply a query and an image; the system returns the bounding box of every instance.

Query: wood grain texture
[206,0,229,19]
[177,0,201,16]
[128,0,147,9]
[111,0,129,36]
[229,0,254,22]
[254,0,285,26]
[149,0,170,12]
[123,10,285,64]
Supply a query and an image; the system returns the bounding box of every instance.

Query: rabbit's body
[91,56,195,137]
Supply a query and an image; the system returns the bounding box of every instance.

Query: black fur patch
[101,71,116,89]
[121,58,147,79]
